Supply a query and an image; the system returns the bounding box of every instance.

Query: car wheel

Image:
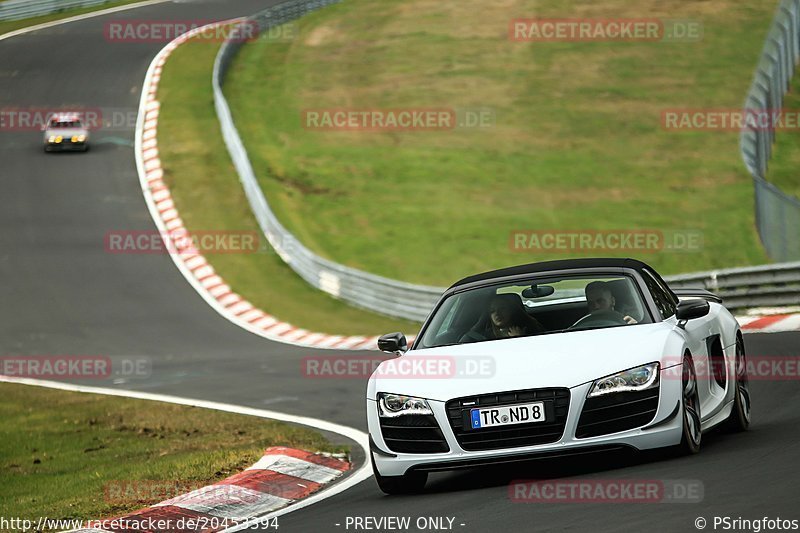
[724,337,751,432]
[371,453,427,495]
[678,353,702,454]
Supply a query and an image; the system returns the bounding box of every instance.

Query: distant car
[43,113,89,152]
[368,258,751,494]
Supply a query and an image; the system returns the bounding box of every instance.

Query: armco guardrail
[214,1,800,321]
[665,262,800,310]
[0,0,112,21]
[213,0,443,322]
[740,0,800,261]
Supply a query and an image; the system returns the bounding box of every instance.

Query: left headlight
[377,393,433,418]
[587,363,659,398]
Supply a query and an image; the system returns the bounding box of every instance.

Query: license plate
[470,401,546,429]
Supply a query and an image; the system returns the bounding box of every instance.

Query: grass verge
[765,67,800,200]
[156,34,419,335]
[0,0,151,38]
[223,0,776,286]
[0,382,347,528]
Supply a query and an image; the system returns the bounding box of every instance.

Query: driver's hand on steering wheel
[622,315,638,325]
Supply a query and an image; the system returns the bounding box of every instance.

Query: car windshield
[49,120,81,128]
[417,273,652,349]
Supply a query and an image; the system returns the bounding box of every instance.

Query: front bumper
[368,378,683,477]
[45,141,87,151]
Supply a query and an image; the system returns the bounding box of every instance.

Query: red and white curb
[134,22,388,351]
[738,313,800,333]
[68,446,350,533]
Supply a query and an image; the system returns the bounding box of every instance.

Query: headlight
[48,136,56,143]
[377,393,433,418]
[587,363,659,398]
[71,135,86,143]
[55,135,63,143]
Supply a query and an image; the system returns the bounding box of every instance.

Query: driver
[585,281,637,324]
[461,293,545,342]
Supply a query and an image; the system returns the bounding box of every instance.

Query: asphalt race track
[2,2,800,532]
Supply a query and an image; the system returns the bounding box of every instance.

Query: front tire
[678,353,702,454]
[371,453,427,495]
[724,337,751,432]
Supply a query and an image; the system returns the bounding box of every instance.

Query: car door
[641,269,718,421]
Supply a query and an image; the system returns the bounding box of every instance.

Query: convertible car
[367,258,751,494]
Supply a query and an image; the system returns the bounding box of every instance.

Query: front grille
[575,387,659,438]
[379,414,449,454]
[446,388,570,451]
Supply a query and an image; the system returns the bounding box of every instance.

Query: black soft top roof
[449,258,654,290]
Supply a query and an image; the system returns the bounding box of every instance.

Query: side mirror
[675,299,710,321]
[377,332,408,354]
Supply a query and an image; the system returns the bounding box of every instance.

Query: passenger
[585,281,638,324]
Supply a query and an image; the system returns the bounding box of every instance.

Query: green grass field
[766,67,800,200]
[156,34,419,334]
[222,0,777,287]
[0,383,345,529]
[0,0,149,37]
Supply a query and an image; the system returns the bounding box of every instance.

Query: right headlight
[587,363,659,398]
[377,393,433,418]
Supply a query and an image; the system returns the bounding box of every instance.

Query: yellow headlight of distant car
[55,135,63,143]
[48,136,56,143]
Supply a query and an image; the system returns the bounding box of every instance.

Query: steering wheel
[459,330,487,343]
[569,309,629,329]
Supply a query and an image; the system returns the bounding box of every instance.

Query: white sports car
[367,258,751,494]
[43,113,90,152]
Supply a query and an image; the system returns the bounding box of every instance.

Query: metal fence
[0,0,113,21]
[215,0,800,321]
[740,0,800,261]
[665,262,800,310]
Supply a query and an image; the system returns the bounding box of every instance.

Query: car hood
[44,128,88,137]
[368,323,682,401]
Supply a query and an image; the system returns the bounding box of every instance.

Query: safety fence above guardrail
[0,0,112,21]
[214,0,800,322]
[740,0,800,261]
